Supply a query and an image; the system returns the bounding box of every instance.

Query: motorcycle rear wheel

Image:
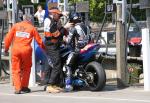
[85,61,106,91]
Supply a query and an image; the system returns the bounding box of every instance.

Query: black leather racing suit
[64,22,91,87]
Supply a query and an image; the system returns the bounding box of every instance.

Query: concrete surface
[0,82,150,103]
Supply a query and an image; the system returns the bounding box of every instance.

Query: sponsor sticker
[16,31,30,38]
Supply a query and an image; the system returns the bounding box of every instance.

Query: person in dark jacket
[44,7,73,93]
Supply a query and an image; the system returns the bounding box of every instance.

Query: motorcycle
[36,23,106,91]
[60,42,106,91]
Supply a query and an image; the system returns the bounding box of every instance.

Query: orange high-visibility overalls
[4,21,45,91]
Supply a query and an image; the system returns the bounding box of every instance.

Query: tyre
[85,61,106,91]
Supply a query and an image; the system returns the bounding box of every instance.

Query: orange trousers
[11,47,32,91]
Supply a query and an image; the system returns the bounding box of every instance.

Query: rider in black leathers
[64,12,92,92]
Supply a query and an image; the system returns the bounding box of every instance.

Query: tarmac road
[0,83,150,103]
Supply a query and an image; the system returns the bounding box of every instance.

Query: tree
[89,0,105,22]
[68,0,105,22]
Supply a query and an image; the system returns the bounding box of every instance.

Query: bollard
[29,39,37,87]
[142,28,150,91]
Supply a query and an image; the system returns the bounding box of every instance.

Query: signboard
[139,0,150,9]
[113,0,122,4]
[48,3,58,9]
[31,0,39,3]
[22,5,34,23]
[76,1,89,12]
[22,5,34,15]
[106,4,116,13]
[0,11,7,19]
[47,0,58,9]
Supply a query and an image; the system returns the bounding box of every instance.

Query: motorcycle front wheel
[85,61,106,91]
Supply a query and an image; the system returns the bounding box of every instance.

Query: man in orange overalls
[4,14,45,94]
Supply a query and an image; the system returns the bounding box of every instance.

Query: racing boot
[65,77,73,92]
[65,84,73,92]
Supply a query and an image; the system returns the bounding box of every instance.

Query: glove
[77,41,86,49]
[64,22,74,29]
